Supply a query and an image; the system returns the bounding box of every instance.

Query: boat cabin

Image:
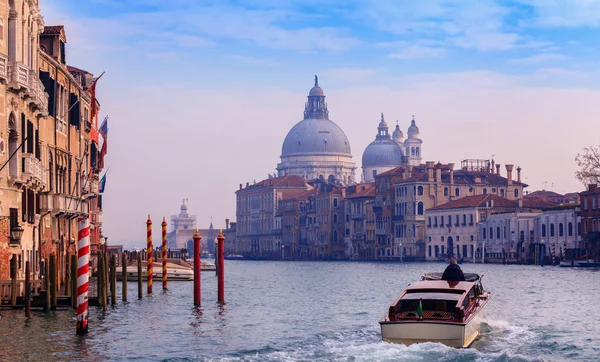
[388,277,483,323]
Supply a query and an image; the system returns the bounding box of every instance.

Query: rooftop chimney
[517,166,522,183]
[435,165,442,183]
[226,219,230,229]
[491,159,495,173]
[496,164,501,175]
[449,163,455,185]
[426,161,434,182]
[246,182,250,188]
[505,164,514,185]
[518,199,523,209]
[490,198,494,208]
[239,183,242,190]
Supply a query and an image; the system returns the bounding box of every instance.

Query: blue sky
[42,0,600,246]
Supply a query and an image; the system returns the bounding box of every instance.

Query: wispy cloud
[508,53,567,64]
[518,0,600,28]
[389,45,446,59]
[536,67,586,78]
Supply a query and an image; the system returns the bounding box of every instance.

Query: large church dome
[281,76,351,157]
[362,113,404,167]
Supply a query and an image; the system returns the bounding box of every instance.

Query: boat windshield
[395,298,459,318]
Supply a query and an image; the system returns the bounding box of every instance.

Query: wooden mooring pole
[50,254,57,310]
[10,255,17,306]
[217,230,225,303]
[122,252,127,302]
[44,259,50,311]
[110,254,116,305]
[193,229,202,306]
[25,261,31,318]
[137,253,142,299]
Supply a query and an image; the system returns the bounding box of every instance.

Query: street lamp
[281,243,285,261]
[399,243,402,263]
[9,224,24,245]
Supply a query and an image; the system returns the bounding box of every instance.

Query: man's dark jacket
[441,264,465,281]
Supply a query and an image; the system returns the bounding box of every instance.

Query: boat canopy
[401,292,463,301]
[421,272,481,282]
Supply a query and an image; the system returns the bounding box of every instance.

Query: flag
[99,116,108,140]
[88,72,105,128]
[416,298,423,320]
[99,172,107,193]
[99,137,107,170]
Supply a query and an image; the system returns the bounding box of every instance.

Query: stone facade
[0,3,103,283]
[533,206,581,259]
[579,184,600,257]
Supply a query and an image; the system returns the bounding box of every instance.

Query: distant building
[525,190,581,206]
[579,184,600,257]
[235,175,308,257]
[166,200,220,253]
[426,194,522,262]
[345,183,376,259]
[533,205,581,260]
[478,211,539,263]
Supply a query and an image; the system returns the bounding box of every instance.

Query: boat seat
[396,310,455,320]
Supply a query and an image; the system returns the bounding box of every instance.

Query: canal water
[0,261,598,361]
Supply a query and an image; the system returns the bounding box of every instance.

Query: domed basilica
[277,76,356,185]
[276,76,423,185]
[362,114,423,182]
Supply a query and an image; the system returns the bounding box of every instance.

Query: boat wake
[222,319,548,362]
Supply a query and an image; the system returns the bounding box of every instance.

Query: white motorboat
[379,272,491,348]
[116,259,195,281]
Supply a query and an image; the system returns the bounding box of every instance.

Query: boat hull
[116,267,194,281]
[380,302,486,348]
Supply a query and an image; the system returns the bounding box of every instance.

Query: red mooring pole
[193,229,202,306]
[162,217,168,290]
[217,230,225,303]
[147,215,153,294]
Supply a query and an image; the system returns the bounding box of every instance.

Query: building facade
[0,4,104,285]
[579,184,600,259]
[478,212,539,263]
[533,205,581,260]
[277,76,356,185]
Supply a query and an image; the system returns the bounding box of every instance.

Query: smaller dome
[308,75,324,96]
[362,140,404,167]
[392,122,404,142]
[408,117,420,139]
[309,86,324,97]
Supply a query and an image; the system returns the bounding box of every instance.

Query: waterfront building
[297,181,346,259]
[277,77,356,185]
[345,183,376,259]
[478,211,539,263]
[276,188,313,259]
[394,160,526,260]
[533,205,581,260]
[426,194,520,262]
[0,6,104,283]
[223,218,236,256]
[374,166,406,260]
[579,184,600,257]
[235,175,308,258]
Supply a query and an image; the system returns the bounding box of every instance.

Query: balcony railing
[8,61,28,91]
[0,53,7,83]
[42,194,89,217]
[27,71,48,115]
[21,154,46,189]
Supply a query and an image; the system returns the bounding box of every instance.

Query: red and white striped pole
[76,217,90,335]
[147,215,153,294]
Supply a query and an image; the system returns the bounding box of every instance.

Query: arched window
[559,223,564,237]
[550,224,555,237]
[514,189,519,198]
[333,231,338,243]
[444,187,448,196]
[333,214,338,223]
[542,224,546,237]
[455,188,459,197]
[411,147,415,156]
[48,151,54,191]
[416,147,420,157]
[496,227,500,239]
[482,228,487,239]
[489,227,493,239]
[417,186,423,196]
[500,189,505,198]
[483,188,488,195]
[568,222,573,236]
[417,202,424,215]
[427,217,431,227]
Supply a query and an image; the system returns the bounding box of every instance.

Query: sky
[41,0,600,247]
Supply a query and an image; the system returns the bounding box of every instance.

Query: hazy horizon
[42,0,600,248]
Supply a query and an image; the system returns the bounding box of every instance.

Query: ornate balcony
[91,211,102,225]
[8,61,29,91]
[44,194,89,218]
[0,54,8,83]
[21,153,46,190]
[27,71,48,115]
